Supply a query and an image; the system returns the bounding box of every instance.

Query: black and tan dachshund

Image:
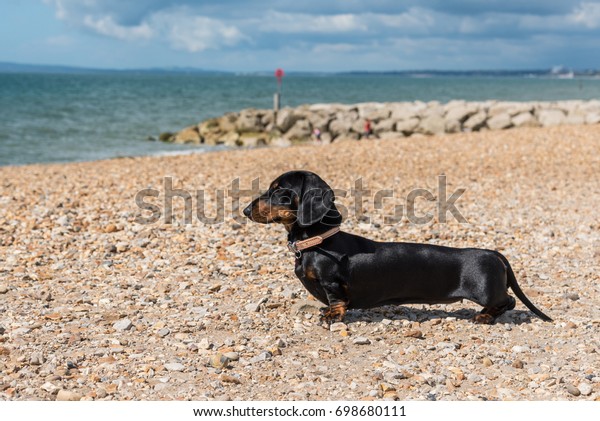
[243,171,552,325]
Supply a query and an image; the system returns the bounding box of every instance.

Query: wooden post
[273,92,280,126]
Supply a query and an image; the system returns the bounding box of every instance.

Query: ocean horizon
[1,72,599,167]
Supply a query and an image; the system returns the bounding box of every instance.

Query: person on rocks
[312,128,322,143]
[363,119,374,139]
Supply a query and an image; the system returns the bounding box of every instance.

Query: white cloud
[83,14,153,40]
[150,11,247,52]
[45,1,248,52]
[373,8,436,31]
[569,2,600,28]
[40,0,600,70]
[260,11,367,33]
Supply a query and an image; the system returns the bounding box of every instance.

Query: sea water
[1,72,599,166]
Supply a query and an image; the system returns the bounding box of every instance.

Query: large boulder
[511,112,539,128]
[463,111,488,131]
[238,133,267,147]
[374,118,396,134]
[159,132,175,142]
[173,126,202,144]
[364,106,391,122]
[586,112,600,124]
[308,103,348,114]
[199,118,221,138]
[319,132,333,144]
[261,112,274,127]
[444,119,461,133]
[445,103,480,123]
[416,115,445,135]
[284,119,312,141]
[309,113,332,132]
[236,109,263,133]
[276,108,303,132]
[565,111,586,125]
[580,99,600,111]
[420,102,444,119]
[537,109,566,127]
[329,115,358,137]
[220,131,240,147]
[269,137,292,147]
[486,113,512,131]
[218,113,238,132]
[390,103,420,121]
[395,117,420,135]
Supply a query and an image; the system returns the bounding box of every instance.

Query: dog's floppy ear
[297,173,339,227]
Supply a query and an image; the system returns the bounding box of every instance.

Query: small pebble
[42,382,58,393]
[353,337,371,345]
[30,352,44,365]
[157,328,170,337]
[329,322,347,332]
[105,224,118,233]
[164,362,185,372]
[578,382,592,396]
[210,354,230,369]
[56,390,82,401]
[220,374,241,384]
[512,360,524,369]
[566,384,581,396]
[223,352,239,361]
[113,319,133,331]
[250,351,272,363]
[482,357,493,367]
[198,338,211,350]
[404,329,423,339]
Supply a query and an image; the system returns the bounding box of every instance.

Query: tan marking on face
[251,200,295,224]
[275,208,295,221]
[304,267,318,282]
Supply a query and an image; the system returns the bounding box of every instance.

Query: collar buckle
[287,241,302,259]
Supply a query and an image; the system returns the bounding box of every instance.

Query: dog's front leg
[318,278,348,325]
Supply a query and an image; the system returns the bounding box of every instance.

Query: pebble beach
[0,124,598,401]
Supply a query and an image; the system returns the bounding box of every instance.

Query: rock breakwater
[165,100,600,147]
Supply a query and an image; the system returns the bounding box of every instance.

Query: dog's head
[243,171,342,229]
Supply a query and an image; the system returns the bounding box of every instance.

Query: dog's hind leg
[472,296,516,324]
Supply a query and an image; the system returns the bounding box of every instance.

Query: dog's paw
[319,304,346,325]
[472,313,495,324]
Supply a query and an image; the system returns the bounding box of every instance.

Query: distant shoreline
[1,61,599,78]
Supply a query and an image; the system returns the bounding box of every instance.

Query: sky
[1,0,600,71]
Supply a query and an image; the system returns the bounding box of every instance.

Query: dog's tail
[496,252,553,322]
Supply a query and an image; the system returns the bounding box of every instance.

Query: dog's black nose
[243,204,252,218]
